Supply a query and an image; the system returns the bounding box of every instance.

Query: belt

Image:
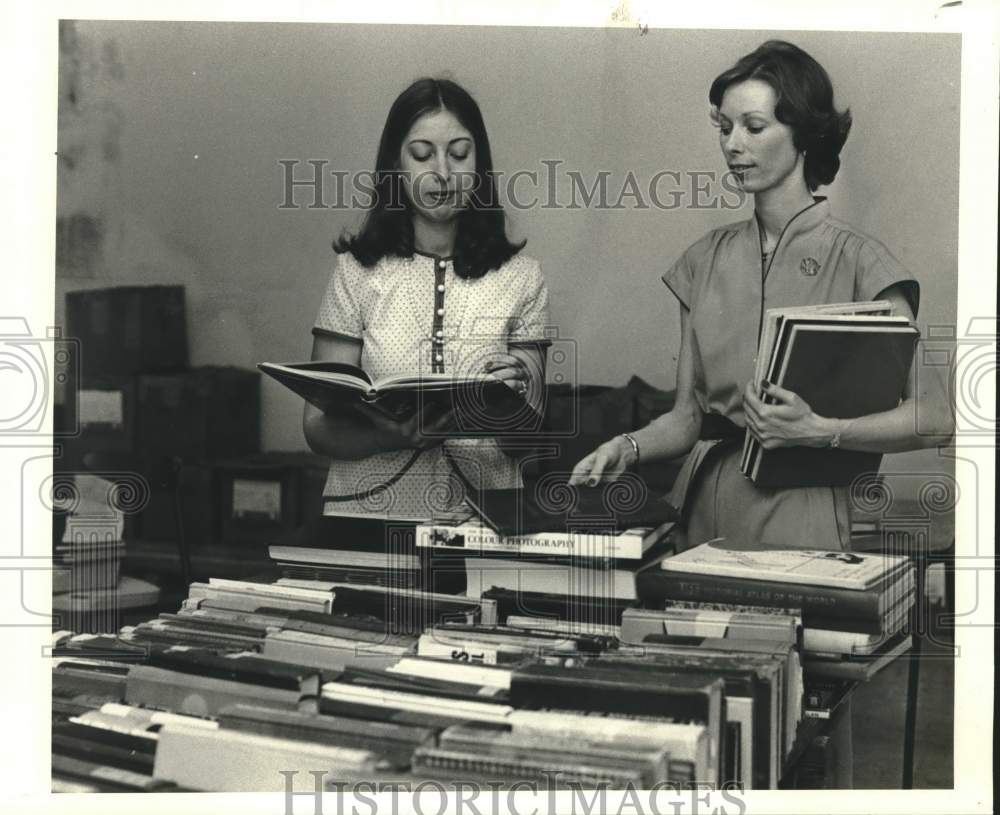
[698,412,744,442]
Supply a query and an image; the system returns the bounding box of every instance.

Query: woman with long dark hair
[304,78,549,519]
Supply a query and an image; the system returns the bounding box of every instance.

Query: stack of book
[60,286,262,546]
[614,604,802,789]
[267,515,465,595]
[51,631,720,790]
[50,497,914,792]
[51,552,892,792]
[268,516,422,588]
[741,300,918,487]
[416,481,678,629]
[636,538,914,680]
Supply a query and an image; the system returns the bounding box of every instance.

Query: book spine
[411,746,642,788]
[637,571,883,621]
[508,670,712,723]
[153,723,375,792]
[416,525,645,560]
[125,666,302,717]
[53,665,129,702]
[52,754,161,791]
[417,636,500,665]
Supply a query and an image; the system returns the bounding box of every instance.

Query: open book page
[261,361,499,392]
[259,361,373,387]
[372,372,496,391]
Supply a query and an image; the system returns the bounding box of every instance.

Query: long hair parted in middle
[335,78,524,279]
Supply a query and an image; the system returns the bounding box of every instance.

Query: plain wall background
[55,22,960,488]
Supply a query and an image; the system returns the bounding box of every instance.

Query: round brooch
[800,257,821,276]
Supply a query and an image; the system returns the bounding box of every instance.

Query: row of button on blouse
[432,257,447,371]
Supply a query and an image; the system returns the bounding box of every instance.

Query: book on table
[258,360,539,431]
[659,537,910,590]
[740,301,919,487]
[639,538,914,624]
[461,541,672,602]
[459,479,680,538]
[418,512,676,561]
[801,632,912,681]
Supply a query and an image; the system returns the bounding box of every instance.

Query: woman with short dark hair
[708,39,852,193]
[571,39,952,550]
[305,78,550,520]
[571,38,953,789]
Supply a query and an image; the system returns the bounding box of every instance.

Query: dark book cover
[745,320,918,487]
[481,587,636,626]
[466,480,678,537]
[329,585,485,631]
[587,653,772,790]
[509,661,725,784]
[509,661,720,720]
[144,648,321,691]
[337,665,508,703]
[52,721,157,773]
[259,360,540,434]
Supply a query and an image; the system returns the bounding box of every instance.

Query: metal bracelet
[620,432,640,466]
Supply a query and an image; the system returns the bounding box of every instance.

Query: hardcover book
[460,481,679,537]
[509,663,724,787]
[258,360,537,431]
[659,539,910,590]
[419,518,675,561]
[741,302,918,487]
[638,568,912,623]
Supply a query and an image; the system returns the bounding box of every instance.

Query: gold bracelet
[620,432,640,466]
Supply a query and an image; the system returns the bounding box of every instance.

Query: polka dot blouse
[312,249,551,519]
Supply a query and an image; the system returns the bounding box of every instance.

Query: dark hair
[709,40,852,191]
[334,78,523,279]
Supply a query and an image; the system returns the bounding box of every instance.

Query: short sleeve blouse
[312,250,551,519]
[662,197,919,427]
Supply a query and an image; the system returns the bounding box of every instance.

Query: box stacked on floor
[57,284,267,549]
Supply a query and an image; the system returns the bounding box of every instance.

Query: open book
[741,301,919,487]
[259,361,540,433]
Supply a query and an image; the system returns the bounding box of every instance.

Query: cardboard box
[66,285,188,378]
[216,452,328,545]
[135,462,218,547]
[136,366,260,464]
[55,374,138,471]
